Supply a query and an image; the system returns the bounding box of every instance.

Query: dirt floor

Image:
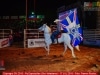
[0,43,100,75]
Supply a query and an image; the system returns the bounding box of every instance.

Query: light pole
[26,0,36,28]
[26,0,28,29]
[34,0,35,14]
[34,0,36,27]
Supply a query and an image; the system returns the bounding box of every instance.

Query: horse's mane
[46,25,51,33]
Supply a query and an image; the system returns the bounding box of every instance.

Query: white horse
[38,23,80,58]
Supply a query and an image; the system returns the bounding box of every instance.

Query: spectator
[9,33,13,46]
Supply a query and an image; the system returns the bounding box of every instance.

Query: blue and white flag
[60,8,83,46]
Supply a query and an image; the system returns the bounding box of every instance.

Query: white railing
[24,29,44,48]
[0,29,12,39]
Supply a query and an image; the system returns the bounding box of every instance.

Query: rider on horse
[51,19,62,44]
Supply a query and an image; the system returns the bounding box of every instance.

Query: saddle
[56,32,61,38]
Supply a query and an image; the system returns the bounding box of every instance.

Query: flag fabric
[60,8,83,46]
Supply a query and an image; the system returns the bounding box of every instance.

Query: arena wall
[83,29,100,47]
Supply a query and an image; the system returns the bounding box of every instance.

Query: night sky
[0,0,80,17]
[0,0,97,22]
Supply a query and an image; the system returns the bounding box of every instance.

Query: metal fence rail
[24,29,44,48]
[0,29,12,39]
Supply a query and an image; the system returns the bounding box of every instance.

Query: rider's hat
[54,19,61,23]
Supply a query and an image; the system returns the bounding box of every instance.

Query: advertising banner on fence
[28,39,45,48]
[0,38,10,48]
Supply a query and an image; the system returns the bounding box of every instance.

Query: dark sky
[0,0,79,15]
[0,0,95,22]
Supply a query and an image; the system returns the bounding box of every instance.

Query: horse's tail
[75,45,80,51]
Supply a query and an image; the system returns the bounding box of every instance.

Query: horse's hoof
[72,61,76,63]
[45,53,49,56]
[60,55,64,57]
[73,57,78,60]
[77,49,80,51]
[37,56,43,59]
[45,54,48,56]
[53,55,57,58]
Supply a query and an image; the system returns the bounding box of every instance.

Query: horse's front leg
[47,44,50,55]
[44,44,50,55]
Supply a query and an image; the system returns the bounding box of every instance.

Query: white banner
[28,39,45,48]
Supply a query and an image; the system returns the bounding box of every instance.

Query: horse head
[38,24,51,33]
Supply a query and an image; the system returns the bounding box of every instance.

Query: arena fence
[83,29,100,47]
[24,29,45,48]
[0,29,12,48]
[0,29,12,39]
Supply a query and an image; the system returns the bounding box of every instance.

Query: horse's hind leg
[62,43,67,56]
[68,44,76,58]
[75,45,80,51]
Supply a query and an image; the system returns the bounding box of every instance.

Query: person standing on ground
[9,33,13,46]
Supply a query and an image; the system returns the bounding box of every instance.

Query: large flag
[60,8,83,46]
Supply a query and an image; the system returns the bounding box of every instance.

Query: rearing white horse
[38,23,52,55]
[38,23,80,58]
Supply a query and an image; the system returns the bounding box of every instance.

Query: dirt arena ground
[0,43,100,75]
